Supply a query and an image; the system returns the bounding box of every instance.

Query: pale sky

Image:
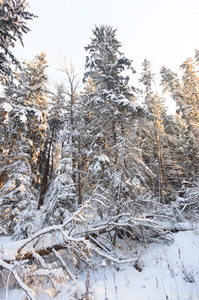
[13,0,199,108]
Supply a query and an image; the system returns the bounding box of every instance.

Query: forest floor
[1,224,199,300]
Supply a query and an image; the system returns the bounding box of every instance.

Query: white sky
[13,0,199,110]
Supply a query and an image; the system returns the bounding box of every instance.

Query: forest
[0,1,199,299]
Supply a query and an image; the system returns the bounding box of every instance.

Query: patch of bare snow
[91,229,199,299]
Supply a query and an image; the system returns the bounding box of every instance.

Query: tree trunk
[156,132,164,203]
[37,136,53,210]
[77,136,82,205]
[112,119,117,164]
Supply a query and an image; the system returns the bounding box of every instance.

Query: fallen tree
[0,199,187,299]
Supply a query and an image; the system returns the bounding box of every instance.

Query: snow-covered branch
[0,198,181,299]
[0,259,35,300]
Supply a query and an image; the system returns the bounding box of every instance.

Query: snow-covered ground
[1,228,199,300]
[92,230,199,300]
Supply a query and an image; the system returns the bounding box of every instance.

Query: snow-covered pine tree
[180,58,199,131]
[139,59,178,202]
[0,102,38,238]
[48,83,67,180]
[58,60,86,205]
[5,52,49,110]
[0,0,35,84]
[0,53,49,238]
[160,57,199,181]
[42,155,76,227]
[42,63,82,226]
[82,25,151,222]
[59,61,80,190]
[5,52,49,186]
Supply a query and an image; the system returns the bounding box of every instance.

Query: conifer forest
[1,1,199,299]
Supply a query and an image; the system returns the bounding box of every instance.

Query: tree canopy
[0,22,199,299]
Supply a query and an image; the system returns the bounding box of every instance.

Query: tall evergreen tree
[139,59,167,202]
[0,102,38,237]
[42,155,76,227]
[160,57,199,180]
[48,83,67,180]
[5,52,49,109]
[42,62,83,224]
[0,53,49,237]
[82,25,150,222]
[59,61,80,194]
[0,0,35,83]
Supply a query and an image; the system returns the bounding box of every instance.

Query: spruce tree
[0,102,38,237]
[139,59,166,202]
[42,63,82,225]
[48,83,67,180]
[82,25,150,221]
[160,57,199,181]
[42,156,76,227]
[0,0,35,83]
[0,53,49,237]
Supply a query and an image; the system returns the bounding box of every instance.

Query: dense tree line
[0,8,199,242]
[0,2,199,297]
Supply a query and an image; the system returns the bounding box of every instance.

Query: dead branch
[0,199,179,299]
[52,248,76,282]
[0,259,35,300]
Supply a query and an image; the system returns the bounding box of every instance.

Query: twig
[0,259,35,300]
[52,248,76,282]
